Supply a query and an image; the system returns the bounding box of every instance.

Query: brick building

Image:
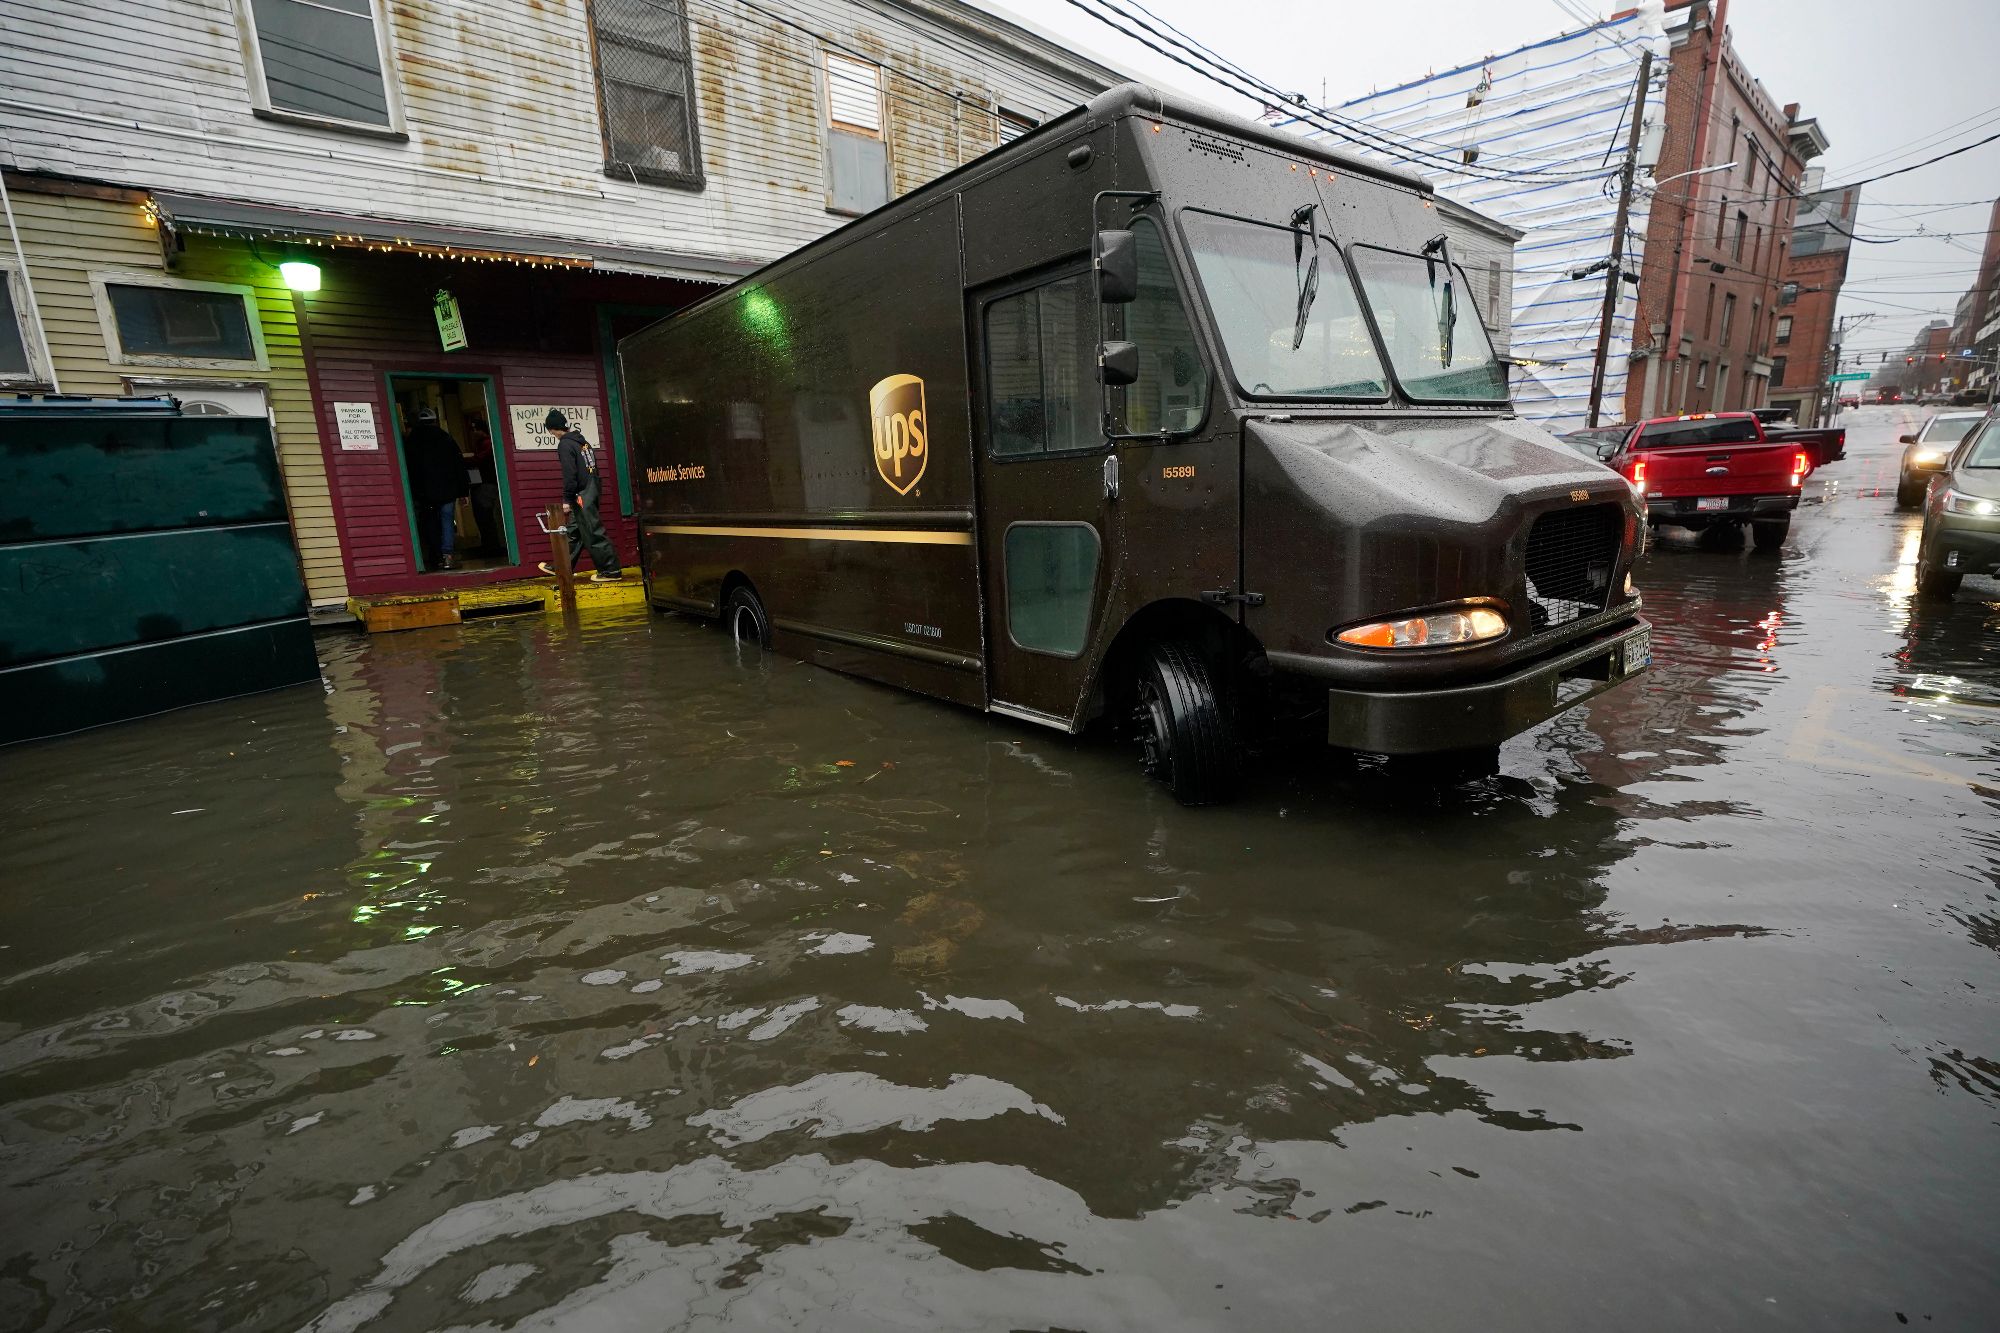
[1945,198,2000,400]
[1623,0,1826,421]
[1766,177,1860,423]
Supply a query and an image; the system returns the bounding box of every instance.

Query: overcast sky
[992,0,2000,368]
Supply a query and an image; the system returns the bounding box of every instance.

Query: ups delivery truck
[621,83,1650,804]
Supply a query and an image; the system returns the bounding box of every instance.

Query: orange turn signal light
[1336,607,1508,649]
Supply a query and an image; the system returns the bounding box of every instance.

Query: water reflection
[4,497,1999,1328]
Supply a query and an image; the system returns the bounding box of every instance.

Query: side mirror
[1098,340,1138,386]
[1095,230,1138,304]
[1899,433,1917,444]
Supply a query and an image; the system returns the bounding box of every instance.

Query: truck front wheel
[1133,641,1239,806]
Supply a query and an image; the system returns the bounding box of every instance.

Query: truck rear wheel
[1132,640,1239,806]
[1751,517,1789,551]
[723,585,771,650]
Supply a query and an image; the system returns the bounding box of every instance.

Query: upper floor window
[1780,281,1799,306]
[824,52,889,215]
[593,0,705,189]
[1720,292,1737,347]
[238,0,403,136]
[90,271,269,372]
[1775,315,1793,345]
[997,108,1039,145]
[1733,210,1748,261]
[1770,355,1787,384]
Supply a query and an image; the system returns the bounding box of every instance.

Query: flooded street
[4,407,1997,1330]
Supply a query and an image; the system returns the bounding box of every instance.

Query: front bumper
[1929,517,2000,575]
[1323,616,1650,755]
[1648,494,1797,527]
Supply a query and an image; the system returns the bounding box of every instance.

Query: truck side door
[971,263,1119,729]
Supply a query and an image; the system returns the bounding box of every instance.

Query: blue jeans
[435,501,457,556]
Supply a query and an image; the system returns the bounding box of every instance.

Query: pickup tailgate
[1638,439,1800,497]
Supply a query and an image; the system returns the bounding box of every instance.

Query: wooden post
[544,504,577,610]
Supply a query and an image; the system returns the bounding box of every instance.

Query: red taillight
[1629,457,1647,488]
[1791,450,1809,485]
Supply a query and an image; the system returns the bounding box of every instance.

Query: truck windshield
[1181,211,1387,398]
[1349,246,1507,403]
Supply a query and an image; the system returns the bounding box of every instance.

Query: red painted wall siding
[296,250,703,598]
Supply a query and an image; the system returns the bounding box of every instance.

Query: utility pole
[1586,47,1652,429]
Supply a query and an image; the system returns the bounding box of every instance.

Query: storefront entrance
[386,374,515,575]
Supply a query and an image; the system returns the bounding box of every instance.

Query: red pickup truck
[1562,412,1842,551]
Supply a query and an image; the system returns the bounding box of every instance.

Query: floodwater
[3,408,1997,1331]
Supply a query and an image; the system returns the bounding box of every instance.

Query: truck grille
[1524,504,1622,632]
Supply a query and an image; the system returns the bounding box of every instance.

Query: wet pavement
[3,406,1998,1331]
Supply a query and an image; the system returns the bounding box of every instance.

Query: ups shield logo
[870,373,928,496]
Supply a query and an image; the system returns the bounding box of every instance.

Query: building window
[1770,355,1787,385]
[824,51,889,215]
[997,107,1038,144]
[1720,293,1737,347]
[1703,282,1717,339]
[0,266,50,386]
[1733,210,1748,261]
[1780,281,1799,306]
[592,0,704,189]
[1695,359,1710,389]
[90,271,269,371]
[237,0,403,135]
[1776,315,1793,345]
[1716,195,1728,247]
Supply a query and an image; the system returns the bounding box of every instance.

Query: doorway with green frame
[386,373,516,574]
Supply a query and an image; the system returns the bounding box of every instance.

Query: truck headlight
[1335,606,1508,648]
[1943,489,2000,517]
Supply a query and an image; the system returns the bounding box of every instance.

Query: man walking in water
[539,409,622,582]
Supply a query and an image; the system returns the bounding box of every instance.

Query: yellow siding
[7,186,347,605]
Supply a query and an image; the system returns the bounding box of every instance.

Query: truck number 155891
[1162,465,1197,480]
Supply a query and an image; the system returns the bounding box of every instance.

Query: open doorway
[386,374,514,574]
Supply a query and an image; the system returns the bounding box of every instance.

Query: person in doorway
[464,414,505,558]
[539,409,622,582]
[403,407,471,571]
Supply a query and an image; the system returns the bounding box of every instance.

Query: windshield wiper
[1290,203,1320,351]
[1422,232,1455,365]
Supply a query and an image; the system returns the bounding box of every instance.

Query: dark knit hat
[543,409,568,431]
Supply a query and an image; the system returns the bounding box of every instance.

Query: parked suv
[1897,410,1986,508]
[1915,412,2000,599]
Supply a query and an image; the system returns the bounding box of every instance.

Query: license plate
[1621,629,1652,677]
[1696,497,1728,512]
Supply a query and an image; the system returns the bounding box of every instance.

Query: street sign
[433,289,468,352]
[1828,372,1871,383]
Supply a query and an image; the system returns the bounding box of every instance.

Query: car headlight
[1912,448,1947,464]
[1335,606,1509,648]
[1943,489,2000,517]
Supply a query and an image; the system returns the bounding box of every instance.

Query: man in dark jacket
[540,409,621,582]
[403,407,471,571]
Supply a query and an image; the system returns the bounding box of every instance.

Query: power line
[1059,0,1625,185]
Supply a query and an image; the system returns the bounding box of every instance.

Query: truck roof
[637,81,1432,334]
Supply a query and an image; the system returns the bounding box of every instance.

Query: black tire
[1132,640,1240,805]
[722,585,771,650]
[1895,479,1924,510]
[1751,517,1789,551]
[1915,561,1961,601]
